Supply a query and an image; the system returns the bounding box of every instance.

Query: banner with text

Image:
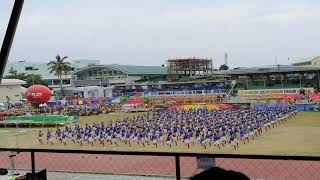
[238,88,314,97]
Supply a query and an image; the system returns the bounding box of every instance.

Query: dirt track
[0,152,319,180]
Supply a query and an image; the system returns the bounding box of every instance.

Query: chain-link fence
[0,149,320,180]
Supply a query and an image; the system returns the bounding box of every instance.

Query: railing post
[31,151,36,180]
[175,155,181,180]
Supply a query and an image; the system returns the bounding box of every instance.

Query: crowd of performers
[47,104,122,116]
[38,106,297,150]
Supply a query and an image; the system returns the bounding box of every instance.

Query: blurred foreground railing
[0,148,320,180]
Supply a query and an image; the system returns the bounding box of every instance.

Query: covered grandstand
[112,79,230,97]
[215,65,320,91]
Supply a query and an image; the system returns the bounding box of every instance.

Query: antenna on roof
[224,52,228,66]
[275,56,278,65]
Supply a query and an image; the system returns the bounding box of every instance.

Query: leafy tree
[219,64,229,70]
[179,76,192,82]
[207,75,216,81]
[4,72,46,88]
[25,74,46,87]
[47,55,72,96]
[8,67,17,76]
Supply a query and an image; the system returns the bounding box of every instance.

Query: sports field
[0,112,320,156]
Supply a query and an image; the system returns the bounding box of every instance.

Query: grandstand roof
[222,64,320,75]
[73,64,167,75]
[0,79,26,86]
[292,56,320,64]
[110,64,167,75]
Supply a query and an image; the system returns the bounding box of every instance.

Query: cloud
[251,10,320,23]
[1,0,320,67]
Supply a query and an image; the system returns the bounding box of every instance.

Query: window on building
[44,80,52,85]
[25,66,33,71]
[62,79,70,84]
[88,71,92,76]
[98,69,103,75]
[53,80,60,85]
[93,70,97,75]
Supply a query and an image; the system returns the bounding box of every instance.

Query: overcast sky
[1,0,320,68]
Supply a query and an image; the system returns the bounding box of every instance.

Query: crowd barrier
[295,104,315,112]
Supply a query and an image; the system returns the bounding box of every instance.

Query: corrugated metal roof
[292,56,320,64]
[110,64,167,74]
[226,64,320,75]
[73,64,167,75]
[1,79,26,85]
[4,60,166,79]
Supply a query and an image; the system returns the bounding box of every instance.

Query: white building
[4,59,100,89]
[0,79,26,104]
[54,86,114,99]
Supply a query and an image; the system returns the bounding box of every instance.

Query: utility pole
[0,0,24,83]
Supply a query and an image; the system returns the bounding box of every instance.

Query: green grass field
[0,112,319,156]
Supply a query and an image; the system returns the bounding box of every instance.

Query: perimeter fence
[0,148,320,180]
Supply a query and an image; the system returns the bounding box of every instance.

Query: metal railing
[0,148,320,180]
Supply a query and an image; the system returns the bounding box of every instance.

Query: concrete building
[166,58,213,81]
[292,56,320,66]
[0,79,26,103]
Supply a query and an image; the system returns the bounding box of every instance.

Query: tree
[47,55,72,97]
[4,72,46,88]
[25,74,46,87]
[207,75,216,81]
[219,64,229,70]
[8,67,17,76]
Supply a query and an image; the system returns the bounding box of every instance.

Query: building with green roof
[71,64,167,87]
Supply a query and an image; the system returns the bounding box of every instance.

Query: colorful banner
[238,88,314,96]
[168,104,233,110]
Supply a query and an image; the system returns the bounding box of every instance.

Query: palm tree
[47,55,72,97]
